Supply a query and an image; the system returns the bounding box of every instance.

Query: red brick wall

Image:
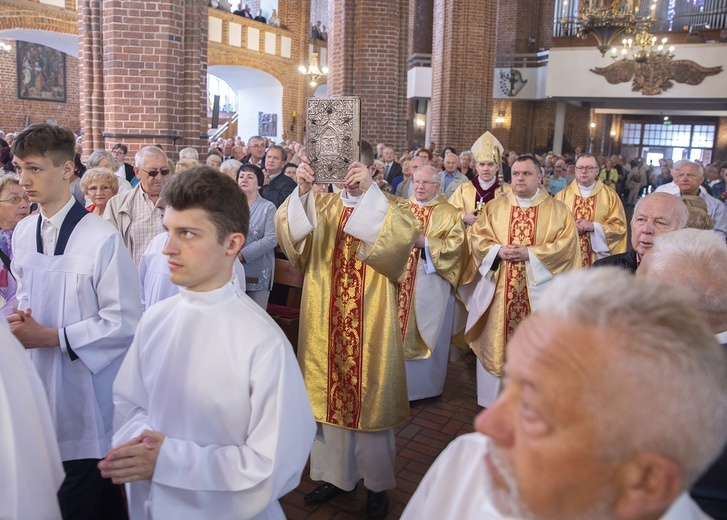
[0,39,80,134]
[327,0,409,153]
[428,0,497,154]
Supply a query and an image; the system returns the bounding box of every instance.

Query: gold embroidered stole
[504,206,537,344]
[572,195,596,268]
[397,204,435,341]
[326,207,366,428]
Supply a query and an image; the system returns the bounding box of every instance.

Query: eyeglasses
[413,180,439,186]
[575,166,599,173]
[139,167,171,178]
[0,195,31,205]
[87,185,113,192]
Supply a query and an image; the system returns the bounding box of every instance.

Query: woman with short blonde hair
[80,167,119,215]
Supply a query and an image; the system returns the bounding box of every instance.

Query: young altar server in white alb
[9,123,141,518]
[138,199,246,311]
[99,167,316,519]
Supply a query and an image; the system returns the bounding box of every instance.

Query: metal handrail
[209,112,239,142]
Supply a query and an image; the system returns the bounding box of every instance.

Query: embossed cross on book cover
[305,97,361,184]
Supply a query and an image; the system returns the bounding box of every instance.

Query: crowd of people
[208,1,281,27]
[1,123,727,520]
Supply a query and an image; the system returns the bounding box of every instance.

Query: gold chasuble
[397,195,467,361]
[275,186,421,431]
[460,190,580,376]
[555,180,628,267]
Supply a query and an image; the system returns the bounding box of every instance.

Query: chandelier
[298,52,328,88]
[571,0,662,56]
[610,29,674,62]
[0,42,11,53]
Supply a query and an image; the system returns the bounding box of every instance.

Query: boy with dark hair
[10,123,141,518]
[100,167,315,519]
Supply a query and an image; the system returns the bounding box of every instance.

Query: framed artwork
[17,41,67,103]
[258,112,278,137]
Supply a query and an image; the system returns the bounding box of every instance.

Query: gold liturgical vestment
[275,185,421,431]
[449,181,512,218]
[460,190,580,376]
[555,180,628,267]
[397,195,468,361]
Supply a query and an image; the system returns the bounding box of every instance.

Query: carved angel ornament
[591,57,722,95]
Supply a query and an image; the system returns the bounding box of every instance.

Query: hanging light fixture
[0,42,11,53]
[569,0,668,57]
[609,29,674,62]
[298,52,328,88]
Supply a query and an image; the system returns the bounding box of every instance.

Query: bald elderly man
[593,192,688,272]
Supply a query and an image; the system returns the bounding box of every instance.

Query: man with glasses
[105,146,172,264]
[243,135,266,168]
[399,165,467,401]
[556,153,627,267]
[111,143,137,185]
[459,154,579,408]
[655,160,727,239]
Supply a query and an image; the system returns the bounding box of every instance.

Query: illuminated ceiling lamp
[570,0,663,57]
[0,42,11,53]
[298,52,329,88]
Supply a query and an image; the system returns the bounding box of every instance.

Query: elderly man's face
[630,193,684,255]
[443,154,459,174]
[382,147,394,163]
[248,139,266,161]
[413,168,440,203]
[475,314,619,519]
[135,152,170,197]
[673,163,702,196]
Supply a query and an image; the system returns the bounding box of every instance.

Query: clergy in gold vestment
[459,155,580,407]
[449,132,511,228]
[398,166,468,400]
[555,153,628,267]
[274,143,420,513]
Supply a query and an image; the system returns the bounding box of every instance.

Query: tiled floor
[280,350,481,519]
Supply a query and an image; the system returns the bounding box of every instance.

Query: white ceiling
[0,29,79,57]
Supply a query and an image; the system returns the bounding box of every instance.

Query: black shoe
[366,490,389,519]
[304,482,343,503]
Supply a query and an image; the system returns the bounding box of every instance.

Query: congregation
[1,122,727,520]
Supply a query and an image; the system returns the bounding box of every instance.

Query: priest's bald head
[473,268,727,520]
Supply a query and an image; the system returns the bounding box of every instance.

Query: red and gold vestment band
[555,180,628,267]
[275,189,421,431]
[461,190,580,376]
[397,195,467,361]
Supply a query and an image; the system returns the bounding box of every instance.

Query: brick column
[327,0,409,151]
[79,0,208,159]
[429,0,497,153]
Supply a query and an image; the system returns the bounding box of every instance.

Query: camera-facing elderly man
[403,268,727,520]
[593,192,688,272]
[104,146,171,264]
[654,160,727,239]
